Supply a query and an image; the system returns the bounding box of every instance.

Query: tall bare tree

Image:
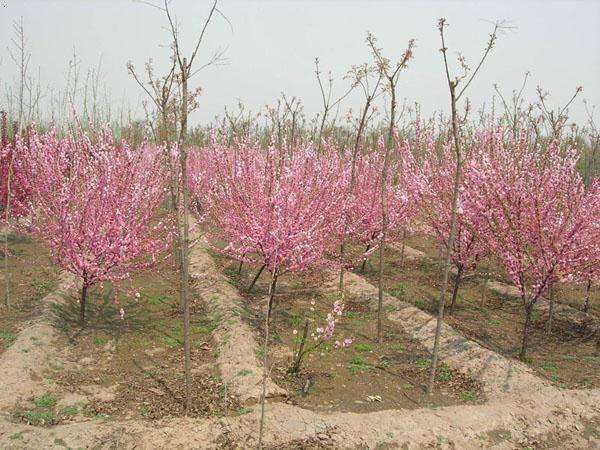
[338,62,383,291]
[367,32,415,343]
[132,0,228,413]
[427,18,504,394]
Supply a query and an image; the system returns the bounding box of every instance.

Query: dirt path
[0,272,79,409]
[0,235,598,448]
[327,270,549,399]
[0,384,598,449]
[189,236,286,403]
[392,242,600,343]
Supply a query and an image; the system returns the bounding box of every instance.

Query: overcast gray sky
[1,0,599,125]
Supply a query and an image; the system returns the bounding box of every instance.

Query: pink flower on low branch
[18,130,173,325]
[463,127,599,358]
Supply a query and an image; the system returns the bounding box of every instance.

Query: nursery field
[1,3,600,448]
[1,122,599,450]
[359,238,600,390]
[212,250,485,413]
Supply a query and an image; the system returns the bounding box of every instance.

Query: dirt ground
[6,247,238,428]
[361,235,600,390]
[0,232,59,356]
[210,251,484,414]
[0,230,599,449]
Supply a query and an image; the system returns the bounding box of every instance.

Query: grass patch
[354,343,373,353]
[92,335,108,346]
[459,390,478,402]
[388,282,407,298]
[61,406,78,417]
[160,335,181,348]
[540,361,557,372]
[0,330,16,345]
[436,363,453,382]
[415,358,430,369]
[390,343,403,352]
[35,394,57,408]
[196,316,218,334]
[348,356,372,374]
[20,410,57,426]
[9,431,25,440]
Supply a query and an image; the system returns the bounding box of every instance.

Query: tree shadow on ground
[51,286,155,342]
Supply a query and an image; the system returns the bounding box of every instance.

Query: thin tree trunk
[248,264,266,293]
[237,259,244,275]
[398,229,407,268]
[546,286,554,335]
[291,319,310,374]
[361,244,371,273]
[481,276,488,307]
[179,61,192,414]
[520,302,534,360]
[258,271,278,449]
[339,100,371,293]
[377,82,396,344]
[3,137,13,309]
[3,205,10,310]
[448,265,463,315]
[583,279,591,313]
[376,238,386,344]
[79,283,88,327]
[427,82,462,394]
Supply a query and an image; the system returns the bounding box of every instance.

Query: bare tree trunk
[339,99,371,293]
[360,244,371,273]
[448,264,463,315]
[520,302,534,360]
[291,319,310,374]
[428,18,501,392]
[398,229,406,268]
[3,161,12,309]
[377,81,396,344]
[546,286,554,335]
[258,271,278,449]
[248,264,266,293]
[79,283,88,327]
[583,279,591,313]
[481,276,488,307]
[179,61,192,414]
[427,82,462,394]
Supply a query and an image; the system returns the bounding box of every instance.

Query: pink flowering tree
[189,139,350,438]
[1,140,30,222]
[422,136,487,314]
[1,123,32,308]
[190,140,349,305]
[19,130,173,326]
[350,134,423,270]
[463,128,599,359]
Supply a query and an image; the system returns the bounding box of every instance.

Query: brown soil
[29,256,238,424]
[0,232,59,356]
[210,251,484,414]
[555,281,600,317]
[360,235,600,390]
